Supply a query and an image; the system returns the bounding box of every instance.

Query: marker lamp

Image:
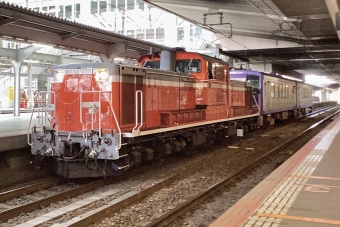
[95,69,109,81]
[54,70,65,82]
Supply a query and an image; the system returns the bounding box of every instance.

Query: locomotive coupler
[44,130,56,145]
[91,132,100,148]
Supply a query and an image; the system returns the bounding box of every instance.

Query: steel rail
[47,111,340,227]
[144,110,340,227]
[0,178,59,203]
[33,151,227,226]
[304,106,339,118]
[4,111,338,226]
[0,180,106,222]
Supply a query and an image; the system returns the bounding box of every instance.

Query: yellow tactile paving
[243,119,340,226]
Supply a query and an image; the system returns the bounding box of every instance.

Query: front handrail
[107,93,122,150]
[27,107,35,146]
[80,90,122,150]
[80,91,101,137]
[132,90,143,132]
[252,95,260,113]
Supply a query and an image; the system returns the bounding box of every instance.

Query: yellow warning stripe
[256,212,340,225]
[291,175,340,181]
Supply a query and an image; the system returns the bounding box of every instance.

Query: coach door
[264,80,271,113]
[296,85,300,108]
[120,66,144,131]
[246,74,260,113]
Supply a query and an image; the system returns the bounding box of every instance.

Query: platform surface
[210,115,340,227]
[0,110,41,152]
[0,111,39,137]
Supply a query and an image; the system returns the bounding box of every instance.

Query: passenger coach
[230,69,313,124]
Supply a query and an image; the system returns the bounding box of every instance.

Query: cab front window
[143,60,160,69]
[175,59,201,73]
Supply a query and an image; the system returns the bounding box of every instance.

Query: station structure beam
[11,45,40,116]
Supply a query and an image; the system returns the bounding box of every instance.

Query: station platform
[0,109,39,152]
[210,115,340,226]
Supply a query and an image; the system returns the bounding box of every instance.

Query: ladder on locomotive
[27,91,55,145]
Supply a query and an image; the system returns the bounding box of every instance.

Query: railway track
[0,179,111,223]
[144,109,340,227]
[0,178,60,203]
[303,106,339,118]
[0,107,338,227]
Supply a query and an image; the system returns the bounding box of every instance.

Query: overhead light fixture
[24,59,41,63]
[32,43,51,48]
[282,17,302,23]
[305,75,336,85]
[114,57,125,61]
[281,75,303,82]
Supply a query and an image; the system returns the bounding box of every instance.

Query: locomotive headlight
[54,70,65,82]
[95,69,109,81]
[103,137,111,145]
[99,71,109,80]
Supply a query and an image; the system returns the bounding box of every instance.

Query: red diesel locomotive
[29,53,258,178]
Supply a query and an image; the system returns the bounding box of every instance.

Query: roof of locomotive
[52,62,117,70]
[138,49,229,66]
[50,62,123,77]
[187,52,229,66]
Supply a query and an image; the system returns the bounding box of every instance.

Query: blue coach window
[246,74,260,95]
